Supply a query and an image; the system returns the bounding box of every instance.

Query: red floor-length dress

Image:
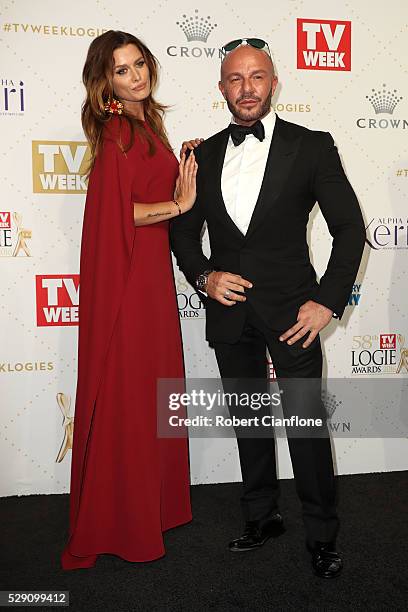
[61,117,192,569]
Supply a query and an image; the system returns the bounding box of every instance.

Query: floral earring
[104,96,124,115]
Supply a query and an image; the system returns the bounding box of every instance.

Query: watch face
[198,275,206,290]
[197,270,212,291]
[197,272,208,291]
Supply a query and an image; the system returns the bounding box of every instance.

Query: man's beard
[226,89,272,124]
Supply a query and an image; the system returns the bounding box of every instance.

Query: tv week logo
[36,275,80,326]
[0,212,11,228]
[297,19,351,71]
[32,141,90,194]
[380,334,396,350]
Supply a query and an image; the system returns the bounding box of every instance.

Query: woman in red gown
[61,30,196,570]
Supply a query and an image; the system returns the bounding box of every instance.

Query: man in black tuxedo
[170,38,365,578]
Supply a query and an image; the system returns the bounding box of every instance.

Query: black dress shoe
[308,541,342,578]
[229,514,285,552]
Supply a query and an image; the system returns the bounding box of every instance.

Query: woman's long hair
[82,30,171,167]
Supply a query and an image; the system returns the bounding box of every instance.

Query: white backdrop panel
[0,0,407,495]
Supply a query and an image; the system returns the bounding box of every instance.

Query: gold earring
[104,96,124,115]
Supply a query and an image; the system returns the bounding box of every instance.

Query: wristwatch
[196,269,213,292]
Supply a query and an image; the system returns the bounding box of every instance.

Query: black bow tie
[229,120,265,146]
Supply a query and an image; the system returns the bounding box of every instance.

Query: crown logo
[321,390,342,419]
[366,84,403,114]
[176,9,217,43]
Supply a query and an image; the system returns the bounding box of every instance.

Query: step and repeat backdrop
[1,0,407,496]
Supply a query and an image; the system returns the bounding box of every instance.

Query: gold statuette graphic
[12,212,31,257]
[396,335,408,374]
[397,350,408,374]
[56,392,74,462]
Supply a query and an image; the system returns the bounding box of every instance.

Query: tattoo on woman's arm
[146,210,172,218]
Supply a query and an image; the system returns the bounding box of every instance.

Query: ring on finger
[224,289,231,299]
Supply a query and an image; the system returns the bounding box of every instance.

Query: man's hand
[180,138,204,158]
[206,271,253,306]
[279,300,333,348]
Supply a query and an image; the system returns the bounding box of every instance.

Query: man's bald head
[219,44,278,126]
[220,44,275,82]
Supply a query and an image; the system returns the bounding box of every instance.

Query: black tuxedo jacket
[170,116,366,344]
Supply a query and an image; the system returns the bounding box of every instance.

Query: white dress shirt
[221,109,276,235]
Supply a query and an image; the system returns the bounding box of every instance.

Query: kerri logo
[0,78,25,114]
[297,19,351,71]
[365,218,408,249]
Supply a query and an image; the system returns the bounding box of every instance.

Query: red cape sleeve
[68,123,135,532]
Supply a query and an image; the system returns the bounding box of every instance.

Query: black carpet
[1,471,407,611]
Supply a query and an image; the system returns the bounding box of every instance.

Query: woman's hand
[133,153,197,225]
[179,138,204,158]
[174,151,198,213]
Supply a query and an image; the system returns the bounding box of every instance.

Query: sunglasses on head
[221,38,271,58]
